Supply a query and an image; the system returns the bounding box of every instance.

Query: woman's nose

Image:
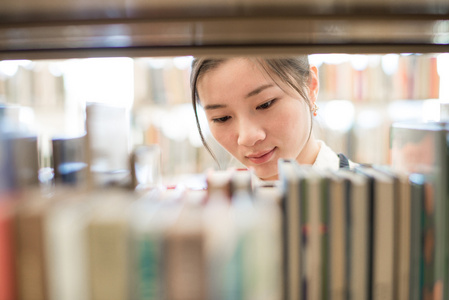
[237,118,266,147]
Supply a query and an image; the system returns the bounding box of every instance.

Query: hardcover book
[356,166,396,300]
[0,198,17,300]
[390,122,449,300]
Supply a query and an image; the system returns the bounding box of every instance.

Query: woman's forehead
[201,59,275,88]
[198,60,277,99]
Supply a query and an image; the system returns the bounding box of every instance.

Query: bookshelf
[1,1,449,300]
[0,1,449,59]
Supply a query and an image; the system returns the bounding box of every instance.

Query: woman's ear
[308,65,319,103]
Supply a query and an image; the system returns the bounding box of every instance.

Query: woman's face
[197,58,318,180]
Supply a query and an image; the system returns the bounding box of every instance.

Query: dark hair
[190,56,312,166]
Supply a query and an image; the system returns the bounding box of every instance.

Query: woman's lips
[246,148,276,164]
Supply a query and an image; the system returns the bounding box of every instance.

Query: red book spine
[0,199,16,300]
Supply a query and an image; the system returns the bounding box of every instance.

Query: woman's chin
[253,167,279,181]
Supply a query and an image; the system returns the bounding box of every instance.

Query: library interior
[1,1,449,300]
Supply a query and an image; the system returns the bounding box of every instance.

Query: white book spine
[45,202,89,300]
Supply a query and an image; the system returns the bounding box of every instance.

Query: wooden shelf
[0,2,448,59]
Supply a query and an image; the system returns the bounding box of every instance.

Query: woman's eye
[212,116,231,123]
[257,99,276,110]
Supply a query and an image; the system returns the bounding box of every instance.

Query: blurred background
[0,53,445,181]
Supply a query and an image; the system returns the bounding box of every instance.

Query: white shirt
[313,140,357,171]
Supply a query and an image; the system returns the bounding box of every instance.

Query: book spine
[45,201,89,300]
[409,174,425,300]
[15,205,48,300]
[164,205,207,300]
[349,177,369,300]
[251,200,283,300]
[372,179,395,300]
[278,160,302,300]
[129,192,181,300]
[0,200,16,300]
[329,177,346,300]
[433,130,449,300]
[132,233,162,300]
[300,177,308,300]
[396,177,411,300]
[320,176,330,300]
[87,213,129,300]
[420,181,437,300]
[306,175,322,300]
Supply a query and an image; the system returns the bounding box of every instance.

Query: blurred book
[390,121,449,300]
[14,189,54,300]
[327,170,347,300]
[408,173,425,300]
[44,189,93,300]
[0,134,39,191]
[0,105,39,191]
[164,201,207,300]
[130,144,162,190]
[87,193,134,300]
[0,198,17,300]
[85,103,131,187]
[128,188,183,300]
[52,134,88,186]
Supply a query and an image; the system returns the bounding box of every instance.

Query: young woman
[190,56,355,181]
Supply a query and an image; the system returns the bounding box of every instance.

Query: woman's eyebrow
[245,84,274,99]
[204,103,226,110]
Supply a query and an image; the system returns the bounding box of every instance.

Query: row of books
[1,159,448,300]
[0,102,210,191]
[317,54,440,103]
[138,55,441,106]
[133,58,192,107]
[279,159,449,300]
[0,169,283,300]
[0,55,440,110]
[0,58,191,109]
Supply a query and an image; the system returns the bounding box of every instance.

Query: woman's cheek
[274,110,296,134]
[211,126,234,150]
[210,126,222,143]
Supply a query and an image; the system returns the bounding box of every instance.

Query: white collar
[312,140,340,171]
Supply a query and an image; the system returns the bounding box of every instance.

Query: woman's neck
[296,136,321,165]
